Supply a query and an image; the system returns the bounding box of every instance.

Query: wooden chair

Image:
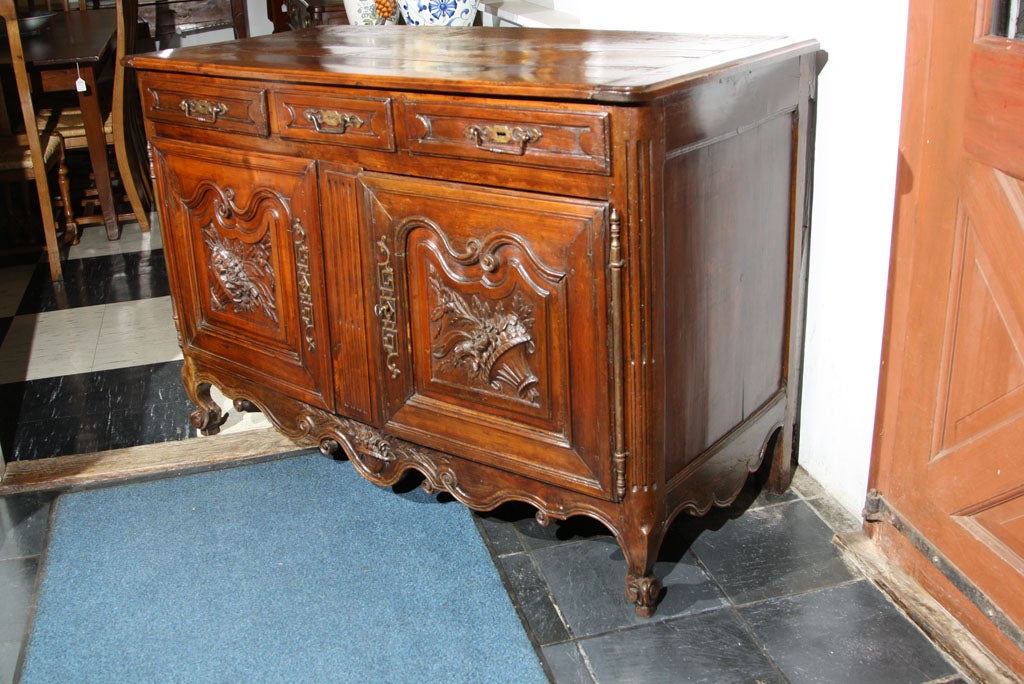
[112,0,154,232]
[34,0,153,236]
[1,0,76,281]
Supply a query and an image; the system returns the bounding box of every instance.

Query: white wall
[558,0,910,517]
[186,0,911,517]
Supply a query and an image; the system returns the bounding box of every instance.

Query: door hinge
[862,488,890,523]
[609,207,627,500]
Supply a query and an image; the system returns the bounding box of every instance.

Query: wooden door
[153,139,334,413]
[359,173,617,500]
[870,0,1024,673]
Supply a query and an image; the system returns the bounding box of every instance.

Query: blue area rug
[21,453,547,683]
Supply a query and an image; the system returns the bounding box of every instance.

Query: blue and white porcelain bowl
[343,0,399,24]
[397,0,480,26]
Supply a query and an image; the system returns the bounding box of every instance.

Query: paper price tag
[76,77,87,93]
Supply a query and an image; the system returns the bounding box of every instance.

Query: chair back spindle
[1,0,69,279]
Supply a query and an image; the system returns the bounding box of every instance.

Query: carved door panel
[871,0,1024,671]
[361,173,617,499]
[154,139,333,410]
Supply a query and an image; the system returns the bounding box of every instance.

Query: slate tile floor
[0,222,970,683]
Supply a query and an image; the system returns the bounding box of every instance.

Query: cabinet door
[361,173,616,498]
[154,139,333,410]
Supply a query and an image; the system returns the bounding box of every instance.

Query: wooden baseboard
[835,532,1018,684]
[0,429,310,495]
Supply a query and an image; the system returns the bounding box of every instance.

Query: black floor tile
[0,641,20,684]
[498,551,571,646]
[0,557,37,643]
[1,361,192,460]
[15,251,168,314]
[0,317,10,348]
[511,509,613,552]
[578,607,785,684]
[89,361,190,415]
[532,535,728,638]
[0,249,43,271]
[105,403,194,452]
[685,498,857,605]
[542,641,596,684]
[0,374,91,424]
[475,504,531,557]
[103,251,170,304]
[741,579,959,684]
[0,492,55,561]
[7,414,109,461]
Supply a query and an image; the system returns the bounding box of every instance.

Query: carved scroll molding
[292,217,316,352]
[314,413,466,499]
[428,264,540,404]
[374,236,401,378]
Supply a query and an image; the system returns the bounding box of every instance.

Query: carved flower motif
[428,266,539,403]
[204,224,278,323]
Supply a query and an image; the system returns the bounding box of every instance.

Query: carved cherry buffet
[131,27,823,616]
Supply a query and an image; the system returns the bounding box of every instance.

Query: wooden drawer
[402,100,611,174]
[270,87,395,151]
[140,0,234,36]
[141,77,269,137]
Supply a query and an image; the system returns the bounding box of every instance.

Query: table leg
[77,70,119,241]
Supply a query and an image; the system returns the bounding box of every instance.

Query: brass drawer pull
[179,99,228,123]
[464,124,542,155]
[304,109,365,134]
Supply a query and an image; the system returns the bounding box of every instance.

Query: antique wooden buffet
[130,27,823,615]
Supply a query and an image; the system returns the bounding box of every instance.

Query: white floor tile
[67,217,163,260]
[207,385,273,435]
[91,297,183,372]
[0,306,105,383]
[0,264,37,318]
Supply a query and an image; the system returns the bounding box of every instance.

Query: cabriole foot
[625,573,663,617]
[189,405,227,436]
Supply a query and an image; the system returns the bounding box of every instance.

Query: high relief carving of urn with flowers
[397,0,480,26]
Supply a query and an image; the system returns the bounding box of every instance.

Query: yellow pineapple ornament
[375,0,396,21]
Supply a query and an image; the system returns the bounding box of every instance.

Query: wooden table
[6,9,120,240]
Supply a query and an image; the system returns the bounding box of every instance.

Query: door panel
[871,0,1024,672]
[154,139,333,410]
[360,173,615,497]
